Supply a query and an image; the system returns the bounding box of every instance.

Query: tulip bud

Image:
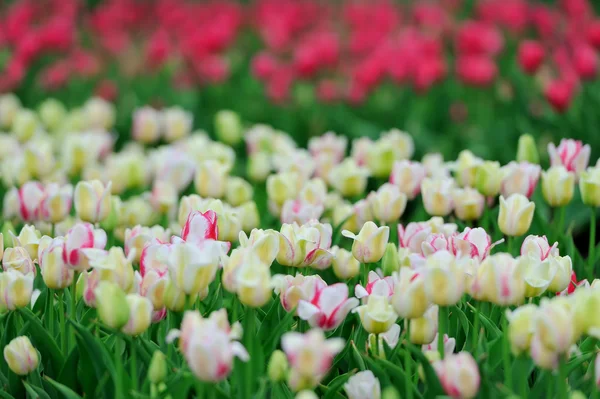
[474,161,502,197]
[548,139,591,175]
[506,305,536,355]
[0,269,34,310]
[267,350,289,382]
[498,194,535,237]
[194,160,229,198]
[546,255,573,293]
[13,109,40,142]
[421,177,455,217]
[516,134,540,164]
[149,180,178,214]
[3,336,39,375]
[381,243,400,276]
[344,370,381,399]
[354,294,398,334]
[381,386,401,399]
[533,299,576,354]
[328,159,369,198]
[40,238,74,290]
[2,222,16,248]
[100,196,122,231]
[215,110,243,145]
[84,97,115,130]
[518,41,545,75]
[247,152,271,182]
[148,351,168,384]
[12,224,41,261]
[541,166,575,207]
[122,294,153,336]
[95,282,130,330]
[226,177,254,207]
[452,187,485,221]
[132,106,161,144]
[0,94,21,129]
[370,184,407,223]
[38,98,66,132]
[342,221,389,264]
[164,279,187,312]
[331,246,360,279]
[392,268,429,319]
[436,352,480,399]
[579,166,600,207]
[390,160,426,200]
[409,306,438,345]
[74,180,112,223]
[162,107,192,142]
[267,172,300,211]
[237,262,272,308]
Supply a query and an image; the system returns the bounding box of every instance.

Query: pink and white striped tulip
[422,334,456,357]
[390,160,426,200]
[449,227,496,261]
[181,210,230,252]
[308,131,347,163]
[548,139,591,175]
[74,180,112,223]
[398,222,432,253]
[521,235,558,261]
[40,237,74,290]
[355,271,395,302]
[132,106,161,144]
[273,274,327,313]
[281,199,324,225]
[421,177,455,217]
[63,223,107,271]
[421,233,450,257]
[39,183,73,224]
[15,182,45,222]
[140,241,172,277]
[282,329,345,391]
[434,352,480,399]
[501,162,541,198]
[391,268,429,319]
[297,283,359,331]
[3,246,35,275]
[125,225,170,263]
[342,221,389,264]
[277,222,333,268]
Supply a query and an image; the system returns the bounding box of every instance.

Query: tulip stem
[70,271,79,350]
[502,313,512,391]
[47,289,55,338]
[438,306,448,359]
[589,207,597,279]
[471,301,480,352]
[556,206,566,236]
[58,290,66,353]
[404,322,413,399]
[506,236,513,256]
[130,340,138,392]
[558,355,569,399]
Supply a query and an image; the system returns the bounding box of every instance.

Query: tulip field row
[0,89,600,399]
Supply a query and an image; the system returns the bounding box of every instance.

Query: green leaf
[466,303,501,339]
[377,358,424,399]
[23,381,52,399]
[0,312,15,376]
[164,373,193,398]
[44,376,83,399]
[454,305,471,350]
[351,341,366,371]
[406,343,445,397]
[58,348,79,391]
[0,390,16,399]
[264,308,295,353]
[19,307,64,376]
[323,372,354,399]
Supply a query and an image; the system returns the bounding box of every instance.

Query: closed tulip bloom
[308,131,347,163]
[546,255,573,293]
[282,329,345,391]
[237,201,260,233]
[355,271,395,302]
[139,268,169,310]
[74,180,112,223]
[281,199,324,225]
[181,209,219,244]
[342,221,389,263]
[506,304,537,355]
[435,352,480,399]
[84,246,136,293]
[328,159,370,197]
[390,160,426,200]
[225,177,254,207]
[344,370,381,399]
[530,335,559,370]
[15,181,45,222]
[0,269,34,310]
[163,279,187,312]
[541,166,575,207]
[472,253,525,305]
[149,180,177,214]
[398,222,432,253]
[162,107,192,142]
[518,256,556,298]
[277,222,333,268]
[0,93,21,128]
[370,184,407,223]
[3,246,36,275]
[84,97,115,130]
[125,225,169,264]
[236,261,273,308]
[421,233,449,257]
[132,106,161,144]
[168,242,220,296]
[548,139,591,176]
[267,172,301,211]
[214,110,242,145]
[121,294,153,336]
[354,294,398,334]
[366,129,414,178]
[498,194,535,236]
[409,306,438,345]
[423,251,466,306]
[572,289,600,339]
[297,283,359,330]
[13,109,40,142]
[449,227,495,261]
[421,177,455,217]
[474,161,503,197]
[273,274,327,313]
[95,281,130,329]
[3,336,39,376]
[40,183,73,224]
[501,162,541,198]
[247,152,272,182]
[521,235,558,261]
[194,160,229,199]
[63,223,107,271]
[533,299,576,354]
[452,187,484,221]
[40,237,73,289]
[391,268,429,319]
[331,246,360,279]
[454,150,483,187]
[579,166,600,207]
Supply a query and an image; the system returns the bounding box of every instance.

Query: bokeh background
[1,0,600,163]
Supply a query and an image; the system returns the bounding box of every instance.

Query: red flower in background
[518,41,545,74]
[545,80,574,113]
[456,55,497,87]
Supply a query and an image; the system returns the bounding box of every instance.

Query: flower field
[2,1,600,399]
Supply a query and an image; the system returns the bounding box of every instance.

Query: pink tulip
[297,283,359,331]
[181,210,219,244]
[273,274,327,313]
[421,233,449,257]
[521,235,559,261]
[63,223,107,271]
[355,271,395,301]
[548,139,591,175]
[281,199,324,225]
[434,352,480,399]
[500,162,541,198]
[16,182,45,222]
[390,160,426,200]
[398,222,432,254]
[449,227,496,261]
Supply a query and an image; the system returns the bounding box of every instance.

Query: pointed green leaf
[19,307,64,376]
[45,376,83,399]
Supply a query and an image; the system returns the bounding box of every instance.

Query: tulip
[2,246,35,275]
[247,152,272,182]
[119,293,152,336]
[237,229,279,266]
[38,98,66,132]
[63,223,107,271]
[409,306,438,345]
[381,243,400,276]
[471,253,525,305]
[498,194,535,237]
[0,269,34,310]
[297,283,359,330]
[344,370,381,399]
[545,80,573,114]
[548,139,591,175]
[181,210,219,244]
[272,149,315,183]
[95,281,130,329]
[516,134,540,164]
[474,161,502,197]
[354,294,398,334]
[0,93,21,128]
[579,166,600,207]
[342,221,389,264]
[149,180,177,214]
[132,106,161,144]
[40,183,73,223]
[282,329,345,391]
[273,274,327,313]
[422,334,456,358]
[84,97,115,130]
[267,172,301,211]
[506,304,537,355]
[74,180,112,223]
[435,352,480,399]
[533,299,576,354]
[454,150,483,187]
[168,241,221,296]
[100,196,122,231]
[500,162,541,198]
[308,132,347,163]
[120,196,156,228]
[148,351,168,384]
[422,153,449,178]
[370,184,407,223]
[214,110,242,145]
[277,222,333,268]
[163,279,187,312]
[518,255,556,297]
[366,130,414,178]
[237,201,260,233]
[225,177,254,207]
[530,335,559,370]
[421,177,455,217]
[546,255,573,293]
[194,160,229,199]
[389,160,426,200]
[236,261,273,308]
[162,107,192,142]
[541,166,575,207]
[355,270,395,302]
[14,182,45,222]
[518,40,545,74]
[3,336,39,376]
[139,268,169,310]
[13,109,40,142]
[398,222,432,253]
[451,187,484,221]
[40,237,74,289]
[328,159,369,197]
[521,235,558,260]
[298,178,328,207]
[423,251,466,306]
[267,350,289,382]
[85,246,136,292]
[281,199,324,225]
[391,268,429,319]
[125,225,169,263]
[574,44,598,80]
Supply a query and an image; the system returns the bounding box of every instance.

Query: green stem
[70,272,79,350]
[47,289,55,338]
[557,206,566,236]
[506,236,513,256]
[438,306,448,359]
[502,313,512,391]
[558,355,569,399]
[58,291,66,353]
[590,207,597,279]
[243,308,256,399]
[130,340,138,392]
[404,321,413,399]
[471,301,480,352]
